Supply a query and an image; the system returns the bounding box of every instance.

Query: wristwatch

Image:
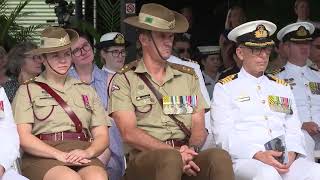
[189,145,200,153]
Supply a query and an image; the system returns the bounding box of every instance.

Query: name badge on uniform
[82,95,92,110]
[268,95,292,114]
[0,101,4,118]
[163,95,197,115]
[237,96,250,102]
[309,82,320,95]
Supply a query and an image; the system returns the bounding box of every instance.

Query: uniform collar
[239,67,267,84]
[286,61,309,71]
[134,59,183,85]
[102,65,116,74]
[69,64,105,84]
[35,72,83,92]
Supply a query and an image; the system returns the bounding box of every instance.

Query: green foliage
[0,0,43,49]
[97,0,121,33]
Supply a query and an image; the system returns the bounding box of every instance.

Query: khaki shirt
[109,60,209,141]
[12,73,111,135]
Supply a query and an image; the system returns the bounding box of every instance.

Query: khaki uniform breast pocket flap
[73,98,88,108]
[34,97,58,107]
[133,95,156,113]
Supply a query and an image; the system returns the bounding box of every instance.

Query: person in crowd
[12,26,110,180]
[0,87,28,180]
[267,39,288,73]
[274,22,320,161]
[109,3,234,180]
[179,5,193,40]
[198,46,222,99]
[219,5,246,48]
[212,19,320,180]
[4,42,43,102]
[173,34,192,60]
[0,47,9,86]
[96,32,129,85]
[294,0,320,29]
[309,28,320,70]
[69,29,125,180]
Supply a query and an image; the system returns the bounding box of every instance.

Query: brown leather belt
[37,131,90,141]
[164,139,188,148]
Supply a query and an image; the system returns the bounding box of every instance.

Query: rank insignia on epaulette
[266,74,288,86]
[270,67,285,75]
[23,77,35,84]
[218,74,238,85]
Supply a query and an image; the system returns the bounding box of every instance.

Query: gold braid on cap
[254,25,268,38]
[114,34,125,44]
[296,26,308,37]
[244,41,274,47]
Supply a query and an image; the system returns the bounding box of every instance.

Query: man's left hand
[284,151,297,168]
[0,165,5,177]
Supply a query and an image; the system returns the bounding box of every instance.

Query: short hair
[295,0,309,9]
[6,41,37,77]
[224,5,246,29]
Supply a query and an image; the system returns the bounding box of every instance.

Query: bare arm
[112,110,173,151]
[188,109,207,147]
[85,125,109,158]
[17,123,65,160]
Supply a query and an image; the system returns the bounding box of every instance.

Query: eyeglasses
[104,49,127,57]
[241,46,273,56]
[71,42,91,57]
[25,55,44,62]
[175,48,192,54]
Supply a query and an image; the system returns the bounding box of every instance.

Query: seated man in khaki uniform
[108,3,234,180]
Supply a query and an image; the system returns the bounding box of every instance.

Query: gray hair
[6,42,37,77]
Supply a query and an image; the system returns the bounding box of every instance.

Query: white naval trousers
[233,157,320,180]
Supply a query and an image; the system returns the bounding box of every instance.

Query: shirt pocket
[132,94,156,118]
[33,97,58,121]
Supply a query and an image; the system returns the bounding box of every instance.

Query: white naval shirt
[211,68,305,160]
[0,87,20,170]
[276,62,320,125]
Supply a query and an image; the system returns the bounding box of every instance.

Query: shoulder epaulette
[218,73,238,85]
[118,60,139,74]
[270,67,285,75]
[169,62,196,76]
[23,77,35,85]
[309,66,319,72]
[181,57,198,64]
[266,74,288,86]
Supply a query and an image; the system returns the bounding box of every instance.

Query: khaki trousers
[124,148,234,180]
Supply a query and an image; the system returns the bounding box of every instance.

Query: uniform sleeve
[0,88,20,170]
[192,74,210,113]
[108,73,135,115]
[211,83,264,159]
[90,87,111,127]
[284,86,306,156]
[12,84,34,124]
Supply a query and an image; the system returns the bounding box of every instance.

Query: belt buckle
[61,132,64,141]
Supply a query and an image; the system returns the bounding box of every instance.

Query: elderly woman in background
[4,42,43,102]
[69,29,125,180]
[0,47,9,85]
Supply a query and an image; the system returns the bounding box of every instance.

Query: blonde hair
[224,6,246,29]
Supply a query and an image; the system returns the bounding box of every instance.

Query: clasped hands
[179,145,200,176]
[55,149,92,165]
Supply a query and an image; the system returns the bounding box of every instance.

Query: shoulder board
[181,57,198,64]
[218,73,238,85]
[266,74,288,86]
[168,62,196,76]
[270,67,285,75]
[23,77,35,85]
[309,66,319,72]
[118,60,139,74]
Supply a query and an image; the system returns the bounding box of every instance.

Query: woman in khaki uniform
[12,27,110,180]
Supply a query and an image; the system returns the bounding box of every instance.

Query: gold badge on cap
[254,25,268,38]
[114,34,125,44]
[296,26,308,37]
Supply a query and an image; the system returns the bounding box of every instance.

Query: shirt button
[261,100,265,104]
[257,85,261,90]
[264,116,268,120]
[305,84,308,87]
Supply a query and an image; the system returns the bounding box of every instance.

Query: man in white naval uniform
[0,87,28,180]
[211,20,320,180]
[274,22,320,161]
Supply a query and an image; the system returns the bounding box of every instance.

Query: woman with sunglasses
[12,26,110,180]
[70,30,125,180]
[4,42,43,102]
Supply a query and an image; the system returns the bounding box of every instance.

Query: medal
[82,95,92,110]
[0,101,4,118]
[309,82,320,95]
